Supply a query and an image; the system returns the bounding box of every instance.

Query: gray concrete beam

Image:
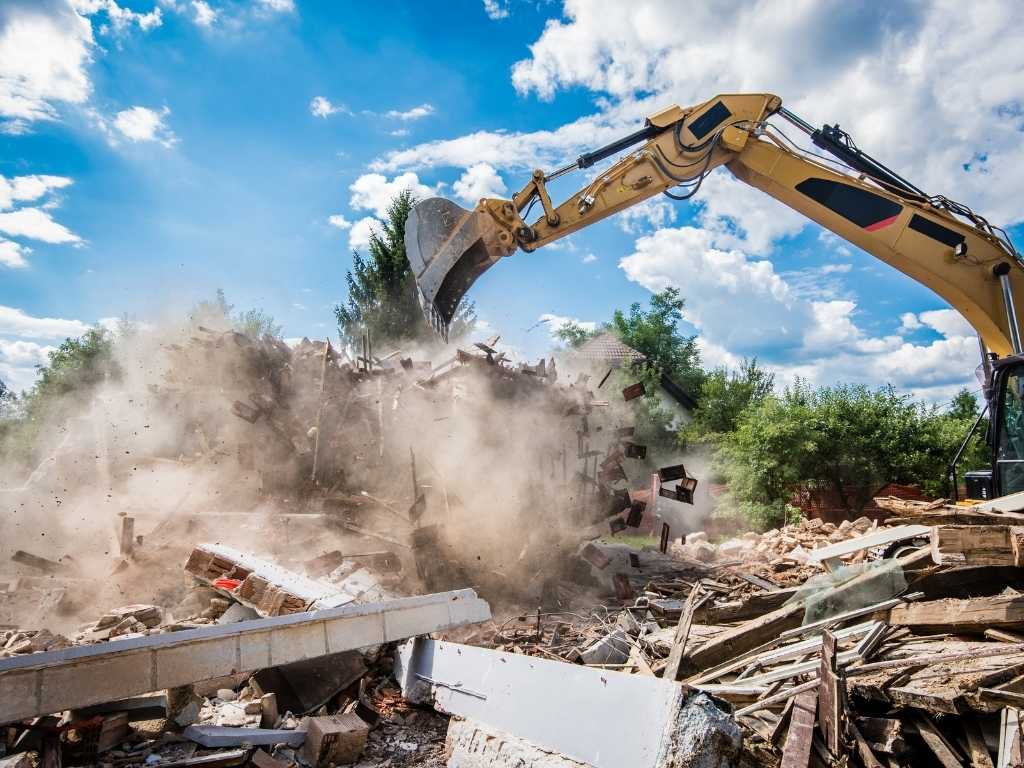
[0,589,490,724]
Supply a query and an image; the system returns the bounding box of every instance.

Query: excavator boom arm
[407,93,1023,358]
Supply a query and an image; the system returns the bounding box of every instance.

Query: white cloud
[310,96,347,118]
[0,208,81,244]
[0,305,89,339]
[618,223,981,402]
[257,0,295,12]
[538,312,597,344]
[370,99,645,174]
[919,308,974,339]
[0,338,54,392]
[0,0,94,128]
[0,174,73,211]
[615,198,676,234]
[390,128,409,137]
[691,171,807,255]
[349,172,437,219]
[0,240,29,268]
[506,0,1024,226]
[112,105,177,147]
[191,0,216,27]
[820,263,852,274]
[482,0,510,20]
[327,214,352,230]
[348,216,380,251]
[581,253,597,264]
[899,312,922,332]
[72,0,162,34]
[452,163,506,204]
[385,103,434,121]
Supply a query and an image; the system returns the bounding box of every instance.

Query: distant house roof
[576,332,645,365]
[573,331,698,411]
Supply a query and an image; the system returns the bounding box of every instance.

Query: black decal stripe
[908,213,965,247]
[688,101,732,140]
[795,177,902,229]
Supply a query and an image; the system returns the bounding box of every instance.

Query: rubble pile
[11,326,1024,765]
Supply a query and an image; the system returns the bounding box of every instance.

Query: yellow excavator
[405,93,1024,501]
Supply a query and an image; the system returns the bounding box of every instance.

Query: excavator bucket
[405,197,514,338]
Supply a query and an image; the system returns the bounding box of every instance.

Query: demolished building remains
[4,325,1024,766]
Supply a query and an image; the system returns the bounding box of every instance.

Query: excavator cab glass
[996,364,1024,496]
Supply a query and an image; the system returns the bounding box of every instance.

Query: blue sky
[1,0,1022,403]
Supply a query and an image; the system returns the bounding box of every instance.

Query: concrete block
[301,714,369,766]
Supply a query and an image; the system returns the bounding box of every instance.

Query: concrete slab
[395,639,740,768]
[183,725,306,748]
[0,589,490,724]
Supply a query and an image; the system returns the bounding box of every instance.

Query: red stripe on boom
[864,214,899,232]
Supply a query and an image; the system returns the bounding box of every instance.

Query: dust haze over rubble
[0,305,680,632]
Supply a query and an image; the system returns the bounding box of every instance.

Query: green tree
[683,358,774,445]
[610,287,703,393]
[191,289,282,339]
[716,381,971,528]
[334,191,475,347]
[554,321,598,349]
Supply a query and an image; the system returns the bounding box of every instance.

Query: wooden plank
[930,525,1024,566]
[779,593,922,640]
[807,525,931,565]
[848,719,883,768]
[888,594,1024,633]
[855,717,905,756]
[663,586,708,682]
[964,714,996,768]
[913,712,965,768]
[998,707,1022,768]
[988,628,1024,644]
[849,640,1024,714]
[734,679,819,718]
[683,600,805,675]
[780,688,817,768]
[817,630,843,758]
[700,587,801,623]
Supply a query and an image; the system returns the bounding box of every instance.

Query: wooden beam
[778,593,922,641]
[963,714,995,768]
[817,630,843,759]
[848,719,884,768]
[930,525,1024,566]
[682,600,805,675]
[663,586,708,682]
[780,688,817,768]
[700,587,800,623]
[998,707,1022,768]
[888,594,1024,633]
[913,712,966,767]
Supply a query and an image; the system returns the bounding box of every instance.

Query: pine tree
[334,191,474,346]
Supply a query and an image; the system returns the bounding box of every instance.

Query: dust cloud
[0,311,699,631]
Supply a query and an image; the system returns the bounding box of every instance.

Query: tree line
[556,288,987,529]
